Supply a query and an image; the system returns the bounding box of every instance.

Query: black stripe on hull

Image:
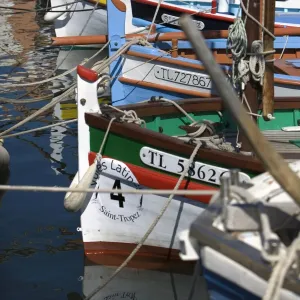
[131,2,232,30]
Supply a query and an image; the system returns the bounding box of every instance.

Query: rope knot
[96,153,102,163]
[249,40,265,86]
[138,38,152,47]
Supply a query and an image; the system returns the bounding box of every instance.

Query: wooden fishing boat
[179,163,300,300]
[45,0,300,35]
[70,59,300,266]
[177,12,300,300]
[73,65,245,265]
[64,0,300,265]
[72,0,300,106]
[46,0,300,72]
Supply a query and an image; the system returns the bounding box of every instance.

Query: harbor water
[0,1,209,299]
[0,1,82,299]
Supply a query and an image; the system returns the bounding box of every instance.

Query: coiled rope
[227,0,276,89]
[249,40,265,85]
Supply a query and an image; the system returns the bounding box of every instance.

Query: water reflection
[0,1,84,299]
[82,260,209,300]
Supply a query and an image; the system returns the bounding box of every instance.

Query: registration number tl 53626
[140,147,251,185]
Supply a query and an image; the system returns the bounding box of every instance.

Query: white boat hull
[81,158,205,251]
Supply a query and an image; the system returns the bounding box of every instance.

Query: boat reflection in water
[82,256,209,300]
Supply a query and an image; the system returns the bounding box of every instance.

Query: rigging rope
[104,105,146,127]
[0,39,139,137]
[146,0,164,41]
[0,184,216,195]
[0,1,83,12]
[263,233,300,300]
[0,119,77,139]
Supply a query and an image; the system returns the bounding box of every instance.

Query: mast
[238,0,275,152]
[238,0,260,152]
[262,0,275,120]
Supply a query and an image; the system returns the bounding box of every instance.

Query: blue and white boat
[179,164,300,300]
[45,0,300,72]
[75,0,300,107]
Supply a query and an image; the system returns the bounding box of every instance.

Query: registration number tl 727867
[154,66,211,89]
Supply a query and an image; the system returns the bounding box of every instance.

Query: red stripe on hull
[84,241,195,272]
[89,152,216,204]
[133,0,285,27]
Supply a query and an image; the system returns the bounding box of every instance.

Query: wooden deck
[263,130,300,160]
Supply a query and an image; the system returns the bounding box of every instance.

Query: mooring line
[0,184,215,195]
[0,119,77,139]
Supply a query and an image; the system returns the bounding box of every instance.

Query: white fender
[64,66,101,212]
[0,140,9,170]
[64,162,97,212]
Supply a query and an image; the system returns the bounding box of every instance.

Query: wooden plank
[239,0,261,152]
[262,0,275,120]
[274,59,300,76]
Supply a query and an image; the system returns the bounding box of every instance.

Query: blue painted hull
[203,269,261,300]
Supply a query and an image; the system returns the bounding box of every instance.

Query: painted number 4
[110,180,125,208]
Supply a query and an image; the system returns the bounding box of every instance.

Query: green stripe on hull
[89,119,258,185]
[258,109,300,130]
[90,111,223,167]
[144,112,222,136]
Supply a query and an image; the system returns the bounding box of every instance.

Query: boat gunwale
[126,50,300,86]
[85,113,264,173]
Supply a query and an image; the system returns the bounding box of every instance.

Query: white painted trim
[282,126,300,132]
[139,146,251,185]
[76,74,101,180]
[122,55,216,95]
